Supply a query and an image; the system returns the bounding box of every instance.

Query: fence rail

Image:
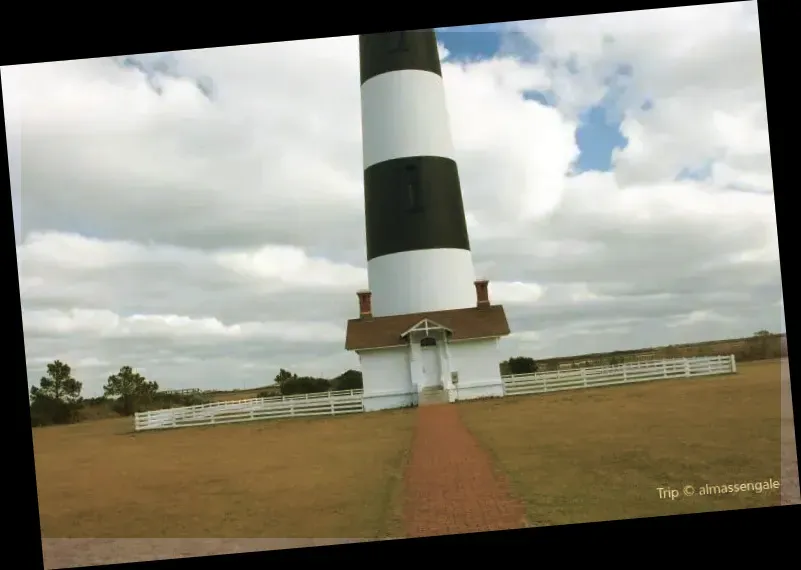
[134,389,364,431]
[137,356,736,431]
[502,355,736,397]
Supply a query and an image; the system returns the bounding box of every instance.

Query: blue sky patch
[438,23,630,173]
[436,29,503,61]
[575,105,629,172]
[676,161,713,181]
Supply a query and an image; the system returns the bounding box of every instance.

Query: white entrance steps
[419,385,449,407]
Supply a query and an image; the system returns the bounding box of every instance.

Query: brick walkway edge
[402,404,527,537]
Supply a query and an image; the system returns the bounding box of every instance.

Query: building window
[406,164,423,213]
[389,31,409,53]
[420,337,437,347]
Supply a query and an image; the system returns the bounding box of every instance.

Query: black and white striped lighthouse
[359,30,477,318]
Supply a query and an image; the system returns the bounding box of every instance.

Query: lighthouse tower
[359,30,476,317]
[345,30,512,411]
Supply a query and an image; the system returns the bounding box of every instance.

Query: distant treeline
[498,356,539,376]
[30,361,172,428]
[29,360,364,428]
[263,369,363,398]
[520,330,787,372]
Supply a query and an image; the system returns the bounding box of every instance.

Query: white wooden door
[421,345,441,388]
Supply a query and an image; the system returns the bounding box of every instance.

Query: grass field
[33,410,415,538]
[34,359,787,540]
[459,359,784,526]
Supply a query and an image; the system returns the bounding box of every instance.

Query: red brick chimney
[474,279,490,308]
[357,290,372,319]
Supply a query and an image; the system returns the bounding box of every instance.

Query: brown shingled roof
[345,305,511,351]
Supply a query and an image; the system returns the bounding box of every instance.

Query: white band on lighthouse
[348,31,510,413]
[361,70,456,169]
[367,249,477,317]
[359,30,478,319]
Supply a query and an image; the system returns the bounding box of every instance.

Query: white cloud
[7,3,780,396]
[511,2,768,191]
[22,308,342,343]
[490,281,546,304]
[214,247,367,292]
[665,309,736,329]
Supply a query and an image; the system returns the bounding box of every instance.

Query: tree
[31,360,83,403]
[103,366,159,416]
[752,330,776,360]
[331,369,363,391]
[280,376,330,396]
[273,368,297,386]
[505,356,538,375]
[29,360,83,426]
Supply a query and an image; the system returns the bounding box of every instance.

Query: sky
[4,2,781,396]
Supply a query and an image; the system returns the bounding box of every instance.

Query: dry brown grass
[34,357,789,544]
[459,359,784,526]
[33,410,415,538]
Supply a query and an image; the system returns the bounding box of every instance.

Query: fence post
[330,394,336,415]
[623,363,627,383]
[582,369,587,388]
[684,358,690,377]
[543,376,548,393]
[730,354,737,374]
[663,360,667,378]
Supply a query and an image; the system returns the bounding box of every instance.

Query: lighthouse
[345,30,512,411]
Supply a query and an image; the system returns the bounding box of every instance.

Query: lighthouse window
[389,31,409,53]
[420,337,437,347]
[406,164,423,213]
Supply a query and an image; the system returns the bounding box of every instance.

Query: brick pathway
[401,404,527,537]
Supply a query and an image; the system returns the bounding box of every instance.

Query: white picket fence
[135,355,736,431]
[502,355,736,396]
[134,389,364,432]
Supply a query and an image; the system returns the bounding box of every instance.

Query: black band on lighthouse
[358,29,479,318]
[359,30,443,85]
[364,156,471,261]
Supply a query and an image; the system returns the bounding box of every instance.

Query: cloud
[23,308,343,343]
[509,2,768,190]
[8,3,780,396]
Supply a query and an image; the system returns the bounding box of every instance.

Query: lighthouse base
[358,346,418,412]
[346,303,512,413]
[362,389,418,412]
[445,338,506,402]
[447,382,505,403]
[356,336,506,413]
